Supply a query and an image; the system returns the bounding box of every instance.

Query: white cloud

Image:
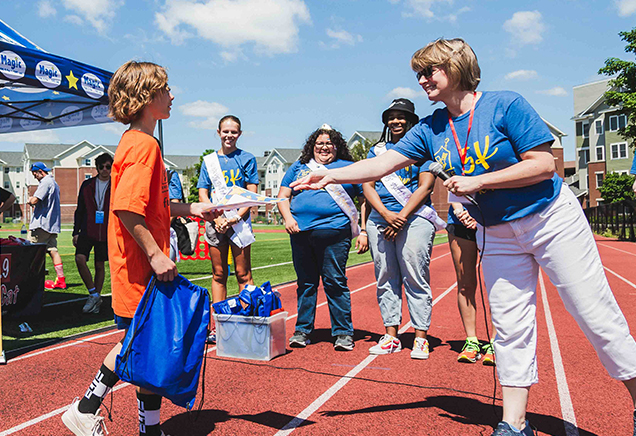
[0,129,60,143]
[616,0,636,16]
[503,11,546,45]
[37,0,57,18]
[390,0,468,22]
[324,28,363,49]
[536,87,567,97]
[179,100,229,130]
[504,70,538,80]
[155,0,311,58]
[102,123,126,135]
[61,0,123,34]
[386,87,426,100]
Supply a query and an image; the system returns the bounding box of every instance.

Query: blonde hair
[108,61,168,125]
[411,38,481,92]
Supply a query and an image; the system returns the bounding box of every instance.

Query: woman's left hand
[356,233,369,254]
[383,226,400,241]
[444,175,483,196]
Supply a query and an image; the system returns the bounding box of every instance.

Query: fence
[584,200,636,241]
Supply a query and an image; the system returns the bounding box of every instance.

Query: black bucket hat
[382,98,419,125]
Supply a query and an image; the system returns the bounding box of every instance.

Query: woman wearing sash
[290,38,636,436]
[363,98,445,360]
[278,125,368,352]
[197,115,259,343]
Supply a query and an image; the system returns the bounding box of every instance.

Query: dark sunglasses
[415,65,436,81]
[98,164,112,170]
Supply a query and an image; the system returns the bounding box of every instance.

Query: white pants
[477,185,636,387]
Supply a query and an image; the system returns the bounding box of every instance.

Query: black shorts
[75,235,108,262]
[446,223,477,242]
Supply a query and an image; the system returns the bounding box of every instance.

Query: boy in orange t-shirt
[62,61,217,436]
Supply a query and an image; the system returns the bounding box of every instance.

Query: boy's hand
[149,251,177,281]
[190,202,221,222]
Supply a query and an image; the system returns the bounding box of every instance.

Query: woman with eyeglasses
[363,98,444,360]
[277,125,368,352]
[290,38,636,436]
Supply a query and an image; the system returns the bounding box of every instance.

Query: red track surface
[1,236,635,435]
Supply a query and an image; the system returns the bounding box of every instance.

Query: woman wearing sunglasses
[291,38,636,436]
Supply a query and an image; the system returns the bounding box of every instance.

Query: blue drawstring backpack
[236,281,282,316]
[115,274,210,410]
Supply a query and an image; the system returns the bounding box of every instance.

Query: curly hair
[299,127,353,164]
[95,152,113,167]
[108,61,169,125]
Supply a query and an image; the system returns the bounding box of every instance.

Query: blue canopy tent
[0,19,114,133]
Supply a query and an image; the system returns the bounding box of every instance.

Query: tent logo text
[35,61,61,89]
[0,51,25,80]
[81,73,104,99]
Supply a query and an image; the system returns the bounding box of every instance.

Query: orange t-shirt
[108,130,170,318]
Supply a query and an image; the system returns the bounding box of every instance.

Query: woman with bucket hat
[363,98,446,360]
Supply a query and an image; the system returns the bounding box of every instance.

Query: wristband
[359,230,368,235]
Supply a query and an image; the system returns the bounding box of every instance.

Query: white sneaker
[369,334,402,355]
[82,294,103,314]
[61,397,108,435]
[411,337,429,360]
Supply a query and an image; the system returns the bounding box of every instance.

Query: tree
[598,172,636,203]
[350,138,375,162]
[187,148,214,202]
[599,27,636,146]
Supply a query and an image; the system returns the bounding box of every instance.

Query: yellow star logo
[52,91,60,95]
[1,95,9,101]
[66,70,79,90]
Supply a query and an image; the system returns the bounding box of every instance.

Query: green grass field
[1,224,448,353]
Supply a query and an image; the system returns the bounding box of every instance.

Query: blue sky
[1,0,635,161]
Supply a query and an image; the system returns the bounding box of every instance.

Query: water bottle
[20,224,27,234]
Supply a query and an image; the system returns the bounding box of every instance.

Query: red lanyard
[447,92,477,174]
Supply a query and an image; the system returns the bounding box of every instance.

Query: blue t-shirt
[394,91,560,226]
[630,154,636,175]
[197,149,259,198]
[30,174,61,234]
[281,159,363,231]
[367,142,431,213]
[168,170,183,200]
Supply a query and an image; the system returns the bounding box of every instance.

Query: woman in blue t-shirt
[291,39,636,436]
[278,125,368,352]
[197,115,259,343]
[363,98,439,360]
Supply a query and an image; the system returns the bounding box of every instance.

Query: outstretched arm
[291,150,416,190]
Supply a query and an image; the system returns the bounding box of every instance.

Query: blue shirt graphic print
[394,91,561,226]
[197,149,259,199]
[367,142,429,213]
[281,159,363,231]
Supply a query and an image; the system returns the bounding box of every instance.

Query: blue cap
[30,162,51,172]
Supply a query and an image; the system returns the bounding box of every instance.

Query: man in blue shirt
[28,162,66,290]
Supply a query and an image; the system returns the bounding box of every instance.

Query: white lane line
[538,273,579,436]
[604,266,636,290]
[598,243,636,258]
[274,281,457,436]
[9,330,122,363]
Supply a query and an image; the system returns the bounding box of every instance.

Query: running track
[1,235,635,435]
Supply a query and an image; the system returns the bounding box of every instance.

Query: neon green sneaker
[482,342,496,366]
[457,338,481,363]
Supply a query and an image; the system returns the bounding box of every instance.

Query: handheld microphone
[429,162,478,206]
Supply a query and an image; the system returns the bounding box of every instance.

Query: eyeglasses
[415,65,436,81]
[98,164,112,170]
[315,141,334,147]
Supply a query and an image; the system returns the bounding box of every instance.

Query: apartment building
[572,78,634,207]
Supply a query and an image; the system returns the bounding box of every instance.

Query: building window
[580,148,589,164]
[85,173,92,180]
[595,172,604,189]
[273,180,278,188]
[16,166,21,173]
[610,142,628,159]
[609,114,627,132]
[3,181,8,189]
[595,120,603,135]
[15,181,20,189]
[4,167,8,174]
[614,170,629,176]
[260,184,265,191]
[595,145,605,161]
[268,181,271,188]
[583,123,590,138]
[84,158,91,166]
